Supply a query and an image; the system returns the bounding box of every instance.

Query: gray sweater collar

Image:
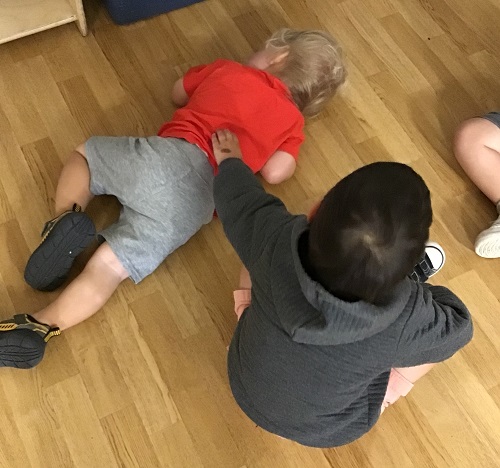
[289,218,411,345]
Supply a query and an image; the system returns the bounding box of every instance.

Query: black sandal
[0,314,60,369]
[24,204,96,291]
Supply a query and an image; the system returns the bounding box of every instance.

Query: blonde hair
[266,28,347,117]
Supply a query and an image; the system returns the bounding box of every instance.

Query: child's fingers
[212,129,241,161]
[219,128,231,142]
[216,128,237,142]
[228,130,238,142]
[212,129,225,147]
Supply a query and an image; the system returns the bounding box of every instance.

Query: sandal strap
[0,314,61,342]
[40,204,82,238]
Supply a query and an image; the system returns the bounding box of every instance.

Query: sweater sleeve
[393,284,473,367]
[213,158,294,268]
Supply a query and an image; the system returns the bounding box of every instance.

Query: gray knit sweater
[214,159,473,447]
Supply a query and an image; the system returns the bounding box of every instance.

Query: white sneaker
[475,212,500,258]
[410,242,446,282]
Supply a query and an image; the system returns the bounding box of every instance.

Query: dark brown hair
[306,162,432,304]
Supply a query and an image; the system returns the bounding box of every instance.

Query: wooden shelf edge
[0,15,77,45]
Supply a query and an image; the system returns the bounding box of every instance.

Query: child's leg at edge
[454,117,500,205]
[233,266,252,320]
[54,142,95,215]
[31,242,129,330]
[381,363,436,413]
[394,363,436,384]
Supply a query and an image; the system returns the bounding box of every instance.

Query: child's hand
[212,129,242,165]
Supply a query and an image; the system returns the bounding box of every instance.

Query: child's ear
[269,49,289,66]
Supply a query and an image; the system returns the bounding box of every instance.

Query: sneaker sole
[0,329,46,369]
[24,212,96,291]
[475,230,500,258]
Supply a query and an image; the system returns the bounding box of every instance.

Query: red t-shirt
[158,59,304,173]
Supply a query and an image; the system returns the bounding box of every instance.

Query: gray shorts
[483,111,500,127]
[85,136,215,283]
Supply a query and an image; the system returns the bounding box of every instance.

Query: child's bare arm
[260,151,297,184]
[171,78,189,107]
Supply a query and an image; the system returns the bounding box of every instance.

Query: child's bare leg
[0,243,128,369]
[381,363,436,412]
[233,266,252,320]
[454,118,500,204]
[393,363,436,384]
[454,117,500,257]
[54,143,94,214]
[238,266,252,289]
[31,243,129,330]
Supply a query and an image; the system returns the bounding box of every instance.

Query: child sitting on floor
[211,129,473,447]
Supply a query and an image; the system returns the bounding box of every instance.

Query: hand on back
[212,129,242,165]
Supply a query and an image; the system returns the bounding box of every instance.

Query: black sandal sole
[0,329,46,369]
[24,212,96,291]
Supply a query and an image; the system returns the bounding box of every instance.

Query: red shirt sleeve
[182,60,226,97]
[278,122,305,160]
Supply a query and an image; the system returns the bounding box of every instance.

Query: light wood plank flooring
[0,0,499,466]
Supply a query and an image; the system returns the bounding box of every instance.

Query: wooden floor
[0,0,499,466]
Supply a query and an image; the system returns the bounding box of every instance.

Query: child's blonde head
[266,28,346,118]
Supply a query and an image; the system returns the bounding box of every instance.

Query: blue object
[103,0,205,25]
